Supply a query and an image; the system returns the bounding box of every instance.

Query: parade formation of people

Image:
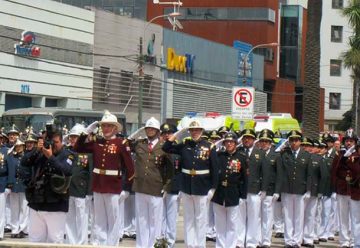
[0,110,360,248]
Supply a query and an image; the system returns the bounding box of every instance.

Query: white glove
[84,121,98,134]
[207,188,215,201]
[239,198,246,205]
[304,191,311,199]
[162,190,167,199]
[173,128,188,139]
[119,191,130,202]
[258,191,266,200]
[4,188,11,195]
[272,193,280,202]
[331,192,337,200]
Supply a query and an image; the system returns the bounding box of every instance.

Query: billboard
[233,40,253,86]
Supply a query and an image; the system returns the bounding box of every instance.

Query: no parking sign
[232,87,255,119]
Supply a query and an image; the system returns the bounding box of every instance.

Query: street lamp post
[138,12,181,128]
[242,42,278,85]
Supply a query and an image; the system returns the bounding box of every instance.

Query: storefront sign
[14,31,41,57]
[167,48,195,74]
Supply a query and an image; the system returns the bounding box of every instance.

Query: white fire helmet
[145,117,160,130]
[99,110,122,131]
[69,124,86,136]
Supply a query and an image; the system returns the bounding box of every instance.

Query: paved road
[0,206,340,247]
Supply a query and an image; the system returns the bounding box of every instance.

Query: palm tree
[342,0,360,134]
[303,0,322,137]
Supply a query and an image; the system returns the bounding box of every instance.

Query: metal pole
[356,81,359,133]
[138,37,143,129]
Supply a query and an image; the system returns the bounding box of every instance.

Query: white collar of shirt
[148,138,159,147]
[328,148,334,156]
[292,148,300,158]
[265,149,271,155]
[248,146,254,156]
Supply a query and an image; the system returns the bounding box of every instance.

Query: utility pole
[138,37,143,129]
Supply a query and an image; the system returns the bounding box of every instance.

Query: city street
[0,213,340,248]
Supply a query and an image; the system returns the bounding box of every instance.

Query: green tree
[303,0,322,137]
[342,0,360,133]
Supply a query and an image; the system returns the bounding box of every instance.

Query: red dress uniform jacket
[75,135,134,194]
[346,153,360,201]
[331,150,356,196]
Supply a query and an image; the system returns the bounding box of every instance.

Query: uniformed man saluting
[74,110,134,246]
[162,120,218,248]
[211,132,247,248]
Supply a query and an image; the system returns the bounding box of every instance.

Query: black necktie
[292,151,296,159]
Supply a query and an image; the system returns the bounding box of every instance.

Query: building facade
[0,0,94,114]
[320,0,353,131]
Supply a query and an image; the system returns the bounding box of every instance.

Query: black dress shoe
[328,237,335,241]
[4,228,11,233]
[20,231,28,236]
[302,244,314,248]
[130,234,136,239]
[275,232,284,238]
[314,240,319,244]
[123,234,130,239]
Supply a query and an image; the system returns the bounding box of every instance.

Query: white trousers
[207,202,216,238]
[92,192,122,246]
[85,195,94,243]
[0,193,6,238]
[65,196,88,244]
[273,200,284,233]
[303,196,318,244]
[261,196,274,246]
[29,209,66,243]
[337,194,352,247]
[162,193,179,247]
[9,192,29,235]
[213,203,239,248]
[135,192,163,248]
[236,199,247,248]
[5,192,11,229]
[350,199,360,247]
[124,194,136,236]
[246,193,261,248]
[182,193,208,248]
[319,196,334,239]
[282,193,305,246]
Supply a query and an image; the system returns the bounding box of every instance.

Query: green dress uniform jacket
[162,138,218,196]
[67,146,91,198]
[241,146,266,194]
[308,154,328,196]
[132,139,174,197]
[280,148,312,195]
[262,148,282,196]
[322,149,336,197]
[212,149,247,207]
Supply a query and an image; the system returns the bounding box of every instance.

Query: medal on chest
[78,154,88,167]
[107,144,117,154]
[228,159,241,173]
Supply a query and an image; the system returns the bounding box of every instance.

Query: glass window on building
[330,59,342,76]
[331,26,343,42]
[329,92,341,110]
[332,0,344,9]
